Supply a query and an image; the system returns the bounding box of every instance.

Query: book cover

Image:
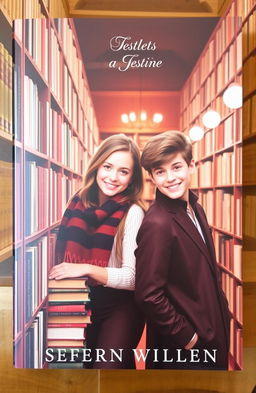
[13,9,243,370]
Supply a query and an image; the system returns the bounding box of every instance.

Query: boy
[135,131,231,369]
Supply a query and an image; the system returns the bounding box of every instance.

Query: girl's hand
[49,262,88,280]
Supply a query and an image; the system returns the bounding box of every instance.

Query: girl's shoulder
[128,203,145,217]
[124,204,145,227]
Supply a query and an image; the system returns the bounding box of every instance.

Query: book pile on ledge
[47,277,91,369]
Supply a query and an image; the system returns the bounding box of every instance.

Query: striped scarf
[55,194,130,268]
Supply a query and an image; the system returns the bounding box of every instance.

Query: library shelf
[13,14,98,368]
[180,0,243,369]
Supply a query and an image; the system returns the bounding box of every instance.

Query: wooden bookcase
[180,0,243,369]
[0,6,13,285]
[0,0,68,19]
[13,13,98,367]
[240,0,256,280]
[0,0,69,282]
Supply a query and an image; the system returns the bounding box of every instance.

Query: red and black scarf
[55,194,130,267]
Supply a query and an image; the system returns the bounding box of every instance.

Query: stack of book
[47,278,91,369]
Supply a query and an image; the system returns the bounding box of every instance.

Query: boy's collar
[156,188,198,210]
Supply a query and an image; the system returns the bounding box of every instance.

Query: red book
[48,323,87,328]
[48,304,88,313]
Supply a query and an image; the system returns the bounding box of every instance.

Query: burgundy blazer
[135,189,231,369]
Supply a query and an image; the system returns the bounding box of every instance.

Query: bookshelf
[180,0,243,369]
[0,7,13,286]
[13,15,98,367]
[0,1,70,282]
[241,0,256,270]
[0,0,68,19]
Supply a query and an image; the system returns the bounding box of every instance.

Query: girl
[49,134,145,369]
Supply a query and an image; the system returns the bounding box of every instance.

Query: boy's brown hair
[141,130,193,173]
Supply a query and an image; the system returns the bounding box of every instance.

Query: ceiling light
[129,112,137,122]
[153,113,163,124]
[189,126,204,141]
[202,110,221,129]
[121,113,129,123]
[223,83,243,109]
[140,111,147,121]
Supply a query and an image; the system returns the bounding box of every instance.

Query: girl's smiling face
[96,150,134,204]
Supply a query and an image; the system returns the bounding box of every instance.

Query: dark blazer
[135,189,231,369]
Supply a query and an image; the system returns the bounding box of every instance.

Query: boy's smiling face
[150,153,195,202]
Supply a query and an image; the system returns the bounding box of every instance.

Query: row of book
[181,86,242,134]
[0,42,12,139]
[22,75,90,175]
[191,112,239,162]
[25,235,48,323]
[216,116,234,151]
[215,2,239,61]
[1,0,23,19]
[221,272,237,318]
[23,75,49,154]
[52,19,93,125]
[199,190,241,237]
[3,0,61,20]
[181,6,241,111]
[61,19,84,101]
[230,319,242,368]
[26,310,47,368]
[191,151,241,188]
[25,161,49,236]
[47,278,91,369]
[25,18,49,81]
[0,160,12,255]
[50,28,61,101]
[215,151,235,186]
[21,70,96,166]
[50,19,97,134]
[199,160,213,187]
[61,121,84,173]
[63,63,79,129]
[216,39,241,93]
[215,190,234,234]
[49,168,82,226]
[16,159,82,240]
[22,18,98,140]
[198,190,214,226]
[237,0,256,20]
[213,232,242,278]
[24,161,81,239]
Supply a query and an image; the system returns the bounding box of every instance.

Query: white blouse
[105,204,144,291]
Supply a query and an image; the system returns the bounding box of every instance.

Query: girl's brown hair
[79,134,144,261]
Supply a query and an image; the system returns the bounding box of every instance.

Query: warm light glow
[223,84,243,109]
[202,110,221,129]
[129,112,137,122]
[153,113,163,124]
[121,113,129,124]
[120,111,163,127]
[189,126,204,141]
[140,111,147,121]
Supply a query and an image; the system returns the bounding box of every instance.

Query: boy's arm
[135,218,196,348]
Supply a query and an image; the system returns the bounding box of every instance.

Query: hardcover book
[13,7,243,370]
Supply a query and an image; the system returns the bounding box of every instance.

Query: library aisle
[0,0,256,391]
